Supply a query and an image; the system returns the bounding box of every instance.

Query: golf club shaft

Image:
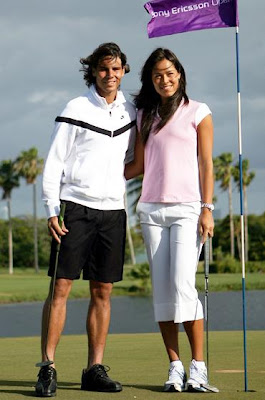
[37,202,66,367]
[204,237,210,374]
[49,202,66,315]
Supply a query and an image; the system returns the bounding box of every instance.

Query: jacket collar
[87,84,126,109]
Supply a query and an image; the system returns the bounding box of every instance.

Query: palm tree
[15,147,44,273]
[214,153,235,258]
[0,160,20,274]
[232,159,255,262]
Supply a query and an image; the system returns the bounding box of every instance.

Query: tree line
[0,212,264,272]
[0,217,144,270]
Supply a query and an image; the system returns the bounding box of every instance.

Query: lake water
[0,291,264,338]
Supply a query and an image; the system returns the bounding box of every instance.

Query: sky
[0,0,264,220]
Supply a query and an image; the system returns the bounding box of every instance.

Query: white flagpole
[235,24,248,392]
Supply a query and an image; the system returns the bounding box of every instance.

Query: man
[35,42,136,397]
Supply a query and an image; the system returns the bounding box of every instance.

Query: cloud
[27,90,70,106]
[244,96,265,111]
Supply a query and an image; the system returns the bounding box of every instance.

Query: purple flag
[144,0,239,38]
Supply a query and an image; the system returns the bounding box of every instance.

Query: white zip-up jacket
[42,85,136,218]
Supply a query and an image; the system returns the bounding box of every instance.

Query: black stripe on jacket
[55,116,136,137]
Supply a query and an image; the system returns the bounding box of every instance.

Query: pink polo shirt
[137,99,211,203]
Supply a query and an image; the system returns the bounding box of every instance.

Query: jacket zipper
[104,109,113,198]
[109,110,114,137]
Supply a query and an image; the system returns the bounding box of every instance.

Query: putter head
[35,360,54,368]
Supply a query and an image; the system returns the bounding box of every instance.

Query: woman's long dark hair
[135,48,189,144]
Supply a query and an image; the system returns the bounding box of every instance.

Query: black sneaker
[35,366,57,397]
[81,364,122,392]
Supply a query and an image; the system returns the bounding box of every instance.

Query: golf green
[0,331,264,399]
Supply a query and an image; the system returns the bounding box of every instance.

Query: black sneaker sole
[35,392,56,397]
[35,387,57,397]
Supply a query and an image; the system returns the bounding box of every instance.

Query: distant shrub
[128,262,151,294]
[210,255,241,273]
[246,261,265,273]
[210,258,265,274]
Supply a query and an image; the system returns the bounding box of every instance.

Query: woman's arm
[124,129,144,180]
[197,114,214,243]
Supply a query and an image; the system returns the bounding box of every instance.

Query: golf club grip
[56,202,66,251]
[204,237,210,276]
[58,202,66,228]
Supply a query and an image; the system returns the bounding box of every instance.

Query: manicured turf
[0,331,264,399]
[0,268,265,303]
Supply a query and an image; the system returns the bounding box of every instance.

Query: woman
[125,48,217,392]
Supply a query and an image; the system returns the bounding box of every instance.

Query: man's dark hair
[134,47,189,144]
[80,42,129,87]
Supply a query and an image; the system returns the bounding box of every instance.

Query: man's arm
[42,103,77,240]
[124,129,144,180]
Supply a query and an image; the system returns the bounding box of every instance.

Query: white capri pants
[136,201,204,323]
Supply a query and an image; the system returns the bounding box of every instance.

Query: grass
[0,267,133,304]
[0,266,265,303]
[0,331,264,399]
[195,271,265,291]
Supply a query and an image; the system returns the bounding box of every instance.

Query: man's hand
[198,208,214,244]
[48,216,69,243]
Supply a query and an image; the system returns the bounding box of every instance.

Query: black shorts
[48,201,126,283]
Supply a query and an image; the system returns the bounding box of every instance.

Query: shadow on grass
[124,383,163,392]
[0,380,166,395]
[0,380,80,397]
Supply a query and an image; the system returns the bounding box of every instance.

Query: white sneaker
[187,359,208,392]
[163,360,187,392]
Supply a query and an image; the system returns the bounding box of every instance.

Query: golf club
[201,237,219,393]
[204,236,210,372]
[36,202,66,368]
